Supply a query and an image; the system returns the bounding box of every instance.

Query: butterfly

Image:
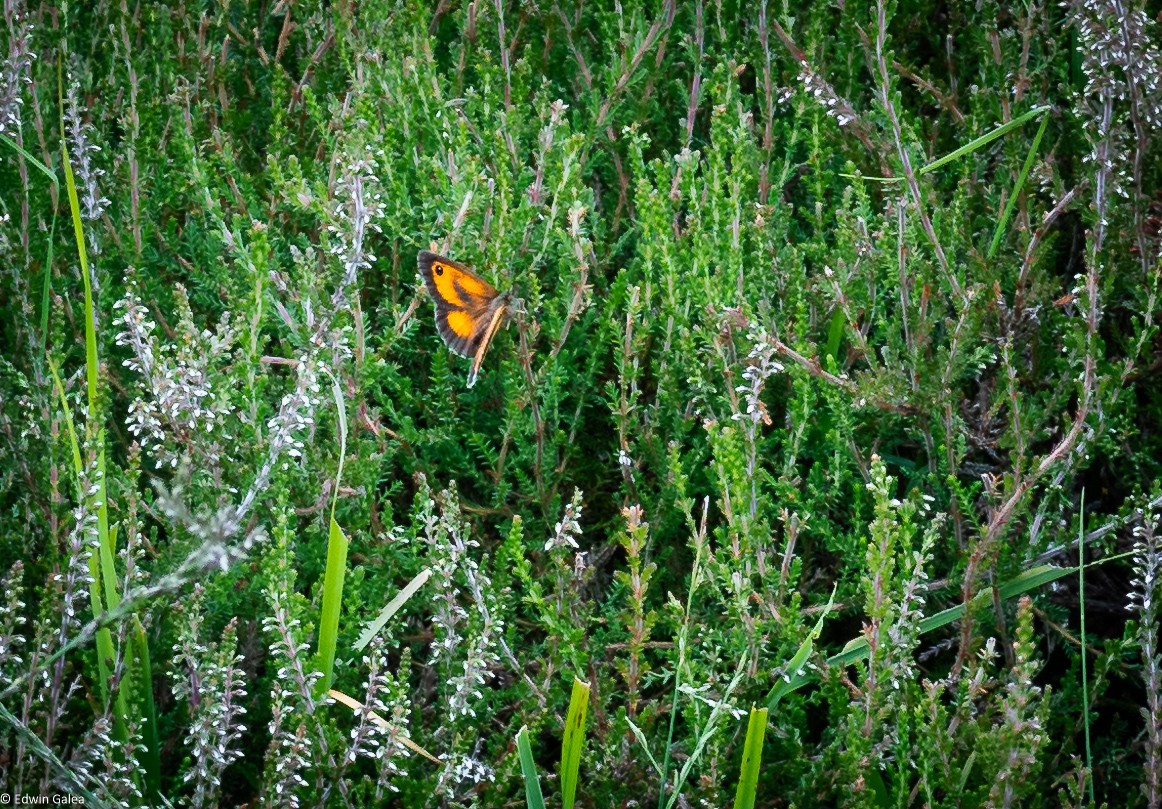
[418,250,514,388]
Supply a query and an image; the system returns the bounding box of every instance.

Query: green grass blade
[957,751,977,796]
[46,359,83,480]
[516,725,547,809]
[867,767,890,807]
[40,213,56,346]
[47,359,114,706]
[766,585,836,711]
[626,718,663,776]
[0,134,62,345]
[561,677,590,809]
[659,531,708,809]
[130,616,161,799]
[314,517,349,698]
[100,521,121,612]
[732,706,768,809]
[353,568,433,652]
[1,131,58,180]
[824,309,845,365]
[667,655,749,809]
[767,563,1079,704]
[987,111,1050,258]
[1079,490,1096,806]
[918,105,1050,176]
[0,701,111,808]
[62,114,139,764]
[62,94,114,631]
[61,131,99,415]
[314,373,351,696]
[327,371,349,524]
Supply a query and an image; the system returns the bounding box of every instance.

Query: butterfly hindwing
[467,302,509,388]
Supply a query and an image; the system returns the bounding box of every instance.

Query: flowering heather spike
[64,81,111,259]
[1130,507,1162,806]
[0,561,26,672]
[425,487,501,723]
[0,3,33,136]
[796,64,858,128]
[1069,0,1162,130]
[546,487,584,551]
[322,148,385,357]
[115,287,238,472]
[172,594,248,809]
[343,640,412,795]
[987,597,1047,807]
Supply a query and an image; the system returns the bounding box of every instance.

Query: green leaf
[732,707,768,809]
[766,585,836,711]
[353,568,432,652]
[987,111,1051,258]
[313,517,349,698]
[315,372,351,696]
[517,725,547,809]
[561,677,591,809]
[919,105,1050,175]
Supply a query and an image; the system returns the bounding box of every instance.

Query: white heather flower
[546,488,584,551]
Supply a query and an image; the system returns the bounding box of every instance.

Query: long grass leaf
[667,655,748,809]
[767,563,1079,703]
[314,517,349,697]
[919,105,1050,175]
[0,134,61,344]
[314,374,351,696]
[561,677,590,809]
[987,112,1051,258]
[626,718,663,776]
[47,359,115,707]
[1079,490,1096,806]
[517,725,547,809]
[353,568,433,652]
[131,616,161,799]
[327,689,441,764]
[0,701,111,807]
[766,585,836,711]
[732,707,768,809]
[62,103,141,775]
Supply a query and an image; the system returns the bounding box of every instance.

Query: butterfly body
[418,250,513,388]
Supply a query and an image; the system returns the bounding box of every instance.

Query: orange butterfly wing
[417,251,510,386]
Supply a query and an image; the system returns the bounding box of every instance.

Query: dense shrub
[2,0,1161,806]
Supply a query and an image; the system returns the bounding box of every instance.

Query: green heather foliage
[3,0,1162,806]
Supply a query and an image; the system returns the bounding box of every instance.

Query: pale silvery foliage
[115,286,238,472]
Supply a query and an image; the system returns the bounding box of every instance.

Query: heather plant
[2,0,1162,806]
